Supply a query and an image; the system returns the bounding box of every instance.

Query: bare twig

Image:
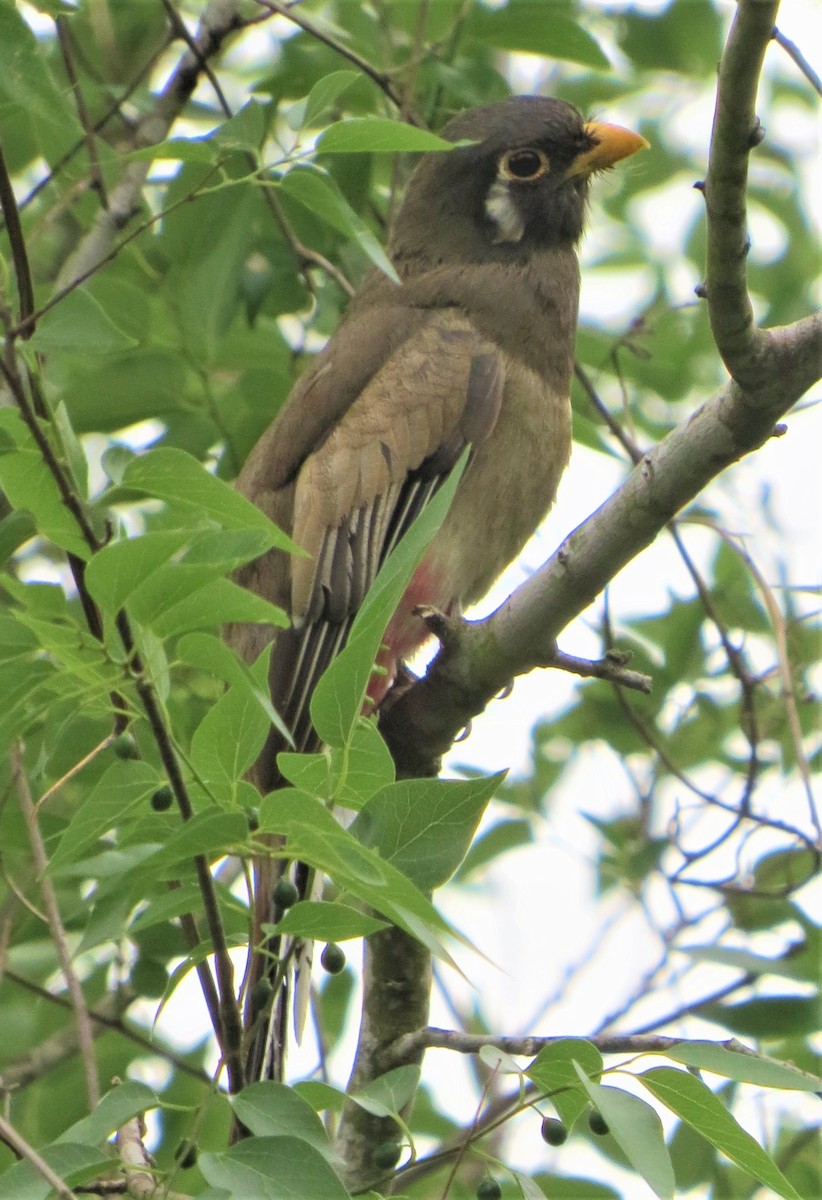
[388,1027,760,1062]
[56,17,110,209]
[255,0,405,111]
[11,744,100,1110]
[772,26,822,95]
[546,646,653,694]
[1,969,209,1086]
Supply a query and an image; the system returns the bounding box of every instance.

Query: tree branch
[0,1114,79,1200]
[11,745,100,1111]
[387,1027,764,1063]
[703,0,778,386]
[380,311,822,778]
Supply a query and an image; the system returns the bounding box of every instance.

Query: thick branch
[380,311,822,777]
[703,0,778,385]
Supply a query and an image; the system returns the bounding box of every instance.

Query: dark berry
[540,1116,568,1145]
[250,977,273,1014]
[273,877,299,909]
[150,785,173,812]
[112,733,139,759]
[477,1179,502,1200]
[321,942,346,974]
[372,1140,402,1169]
[588,1110,609,1136]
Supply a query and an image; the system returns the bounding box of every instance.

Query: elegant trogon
[230,95,647,1078]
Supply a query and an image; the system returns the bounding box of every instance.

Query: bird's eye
[499,148,550,181]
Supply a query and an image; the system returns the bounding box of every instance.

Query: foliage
[0,1,818,1198]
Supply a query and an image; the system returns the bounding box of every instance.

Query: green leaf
[84,530,191,615]
[574,1067,675,1200]
[119,448,298,543]
[266,901,388,942]
[695,995,820,1039]
[526,1040,603,1130]
[190,683,271,804]
[128,883,204,932]
[0,1144,111,1200]
[231,1083,337,1160]
[0,508,37,564]
[29,288,138,354]
[310,451,466,748]
[317,117,455,154]
[277,719,395,806]
[350,1066,420,1118]
[258,791,464,962]
[49,761,158,872]
[532,1173,620,1199]
[302,70,361,128]
[0,449,90,557]
[294,1081,348,1114]
[640,1067,803,1200]
[177,635,283,732]
[469,2,610,69]
[199,1137,351,1199]
[149,577,289,638]
[350,773,504,890]
[278,166,398,280]
[124,136,218,163]
[661,1041,822,1092]
[679,942,812,982]
[57,1081,158,1146]
[0,4,83,134]
[141,807,249,877]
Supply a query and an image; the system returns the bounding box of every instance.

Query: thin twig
[56,17,110,209]
[0,1114,79,1199]
[772,26,822,95]
[11,744,101,1110]
[255,0,405,111]
[1,969,210,1086]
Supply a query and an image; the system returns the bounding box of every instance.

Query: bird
[229,95,648,1078]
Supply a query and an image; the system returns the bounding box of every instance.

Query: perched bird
[231,95,647,1077]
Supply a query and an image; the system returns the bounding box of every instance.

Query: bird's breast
[425,356,572,609]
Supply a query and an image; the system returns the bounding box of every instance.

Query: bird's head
[391,95,648,268]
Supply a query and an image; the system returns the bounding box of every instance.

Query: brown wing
[239,306,505,785]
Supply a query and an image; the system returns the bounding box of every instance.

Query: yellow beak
[565,121,650,178]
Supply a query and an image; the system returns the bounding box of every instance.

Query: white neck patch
[484,177,525,244]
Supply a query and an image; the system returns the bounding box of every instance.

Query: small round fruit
[174,1139,198,1169]
[372,1140,402,1169]
[476,1179,502,1200]
[246,808,260,832]
[588,1110,609,1136]
[112,733,139,759]
[321,942,346,974]
[150,785,173,812]
[540,1116,568,1146]
[273,878,299,909]
[250,977,273,1014]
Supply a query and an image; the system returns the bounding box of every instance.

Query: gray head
[390,95,647,268]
